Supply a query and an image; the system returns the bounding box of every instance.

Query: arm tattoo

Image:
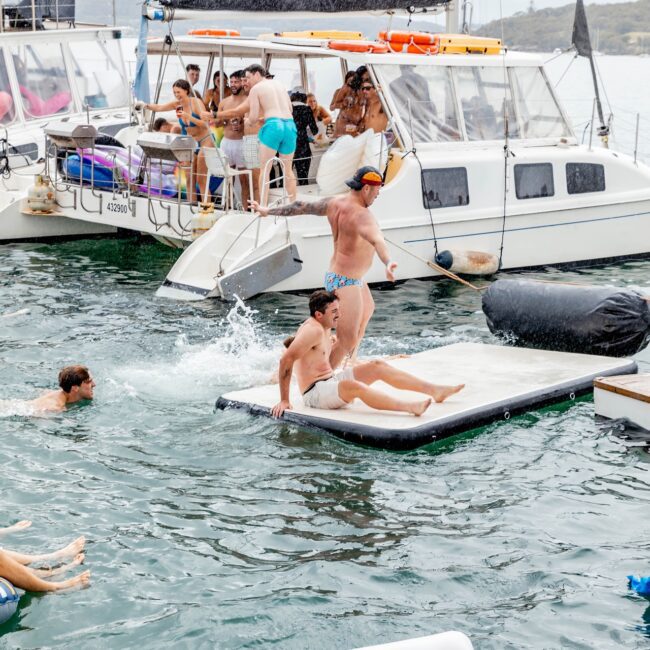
[268,198,331,217]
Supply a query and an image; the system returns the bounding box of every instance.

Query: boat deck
[217,342,637,450]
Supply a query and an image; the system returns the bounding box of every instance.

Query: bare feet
[50,536,86,561]
[410,398,432,417]
[0,520,32,536]
[53,569,91,592]
[34,553,85,578]
[431,384,465,404]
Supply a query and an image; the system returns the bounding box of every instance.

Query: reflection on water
[2,237,650,648]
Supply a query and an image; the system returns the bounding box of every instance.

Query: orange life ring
[328,40,389,54]
[187,29,241,37]
[386,41,439,55]
[379,30,438,46]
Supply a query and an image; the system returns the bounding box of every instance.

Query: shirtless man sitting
[30,365,95,413]
[0,521,89,592]
[272,290,463,418]
[251,165,393,369]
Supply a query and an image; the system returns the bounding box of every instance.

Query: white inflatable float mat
[352,631,473,650]
[217,342,636,450]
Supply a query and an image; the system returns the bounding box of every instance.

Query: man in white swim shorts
[271,290,464,418]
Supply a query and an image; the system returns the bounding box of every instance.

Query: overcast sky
[474,0,634,23]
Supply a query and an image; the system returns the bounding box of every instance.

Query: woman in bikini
[145,79,214,203]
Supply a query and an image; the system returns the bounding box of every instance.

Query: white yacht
[37,3,650,299]
[0,7,131,241]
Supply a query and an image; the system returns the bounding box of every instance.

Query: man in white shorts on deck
[271,290,464,418]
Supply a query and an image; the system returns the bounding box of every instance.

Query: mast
[572,0,609,142]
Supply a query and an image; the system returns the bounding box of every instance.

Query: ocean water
[1,238,650,649]
[1,32,650,650]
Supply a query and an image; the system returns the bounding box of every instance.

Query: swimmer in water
[30,365,95,413]
[0,522,89,592]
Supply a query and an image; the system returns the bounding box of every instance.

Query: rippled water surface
[1,238,649,649]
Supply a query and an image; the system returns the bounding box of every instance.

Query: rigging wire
[497,0,509,269]
[553,53,578,88]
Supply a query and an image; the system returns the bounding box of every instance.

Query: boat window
[422,167,469,209]
[0,51,16,125]
[514,163,554,199]
[68,40,128,109]
[374,64,461,143]
[267,57,302,93]
[454,66,519,140]
[12,43,72,119]
[149,55,212,104]
[304,56,342,117]
[566,163,605,194]
[511,67,570,139]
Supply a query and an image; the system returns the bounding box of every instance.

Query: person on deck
[290,90,318,186]
[29,365,96,413]
[330,70,363,139]
[214,70,249,204]
[250,166,394,369]
[185,63,202,97]
[359,82,388,134]
[0,521,89,592]
[144,79,214,203]
[204,70,231,111]
[271,290,464,417]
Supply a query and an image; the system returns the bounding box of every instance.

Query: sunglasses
[361,86,374,91]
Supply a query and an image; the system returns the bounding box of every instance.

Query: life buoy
[386,41,439,55]
[379,30,439,46]
[0,578,19,625]
[328,40,389,54]
[187,29,241,37]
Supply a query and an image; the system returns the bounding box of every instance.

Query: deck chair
[203,147,254,211]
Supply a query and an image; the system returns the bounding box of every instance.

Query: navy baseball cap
[345,166,383,191]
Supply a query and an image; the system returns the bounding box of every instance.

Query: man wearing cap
[250,165,396,369]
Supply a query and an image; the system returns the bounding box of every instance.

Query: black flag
[572,0,592,57]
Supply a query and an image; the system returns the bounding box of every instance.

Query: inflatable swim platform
[216,342,637,450]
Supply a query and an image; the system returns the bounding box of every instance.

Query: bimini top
[147,33,542,67]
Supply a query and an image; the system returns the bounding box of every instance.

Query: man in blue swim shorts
[251,166,398,369]
[244,64,297,206]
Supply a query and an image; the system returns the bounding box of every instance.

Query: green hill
[476,0,650,54]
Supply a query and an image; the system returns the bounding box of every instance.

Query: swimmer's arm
[251,197,332,218]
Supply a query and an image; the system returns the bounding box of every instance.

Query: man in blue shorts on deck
[250,166,397,369]
[244,63,298,206]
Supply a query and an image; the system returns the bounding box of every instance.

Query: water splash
[0,399,38,418]
[109,298,281,402]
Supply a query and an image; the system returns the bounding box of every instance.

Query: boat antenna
[572,0,609,145]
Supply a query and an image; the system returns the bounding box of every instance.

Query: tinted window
[422,168,469,209]
[566,163,605,194]
[514,163,554,199]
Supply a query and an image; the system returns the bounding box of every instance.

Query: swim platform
[216,342,637,450]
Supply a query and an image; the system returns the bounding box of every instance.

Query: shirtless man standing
[215,70,251,207]
[272,290,463,418]
[243,64,297,205]
[30,365,95,413]
[251,165,393,369]
[359,82,388,134]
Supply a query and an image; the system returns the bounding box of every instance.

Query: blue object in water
[628,575,650,596]
[0,578,19,624]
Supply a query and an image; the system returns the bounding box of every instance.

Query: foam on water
[0,399,38,418]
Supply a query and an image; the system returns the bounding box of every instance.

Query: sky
[475,0,634,24]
